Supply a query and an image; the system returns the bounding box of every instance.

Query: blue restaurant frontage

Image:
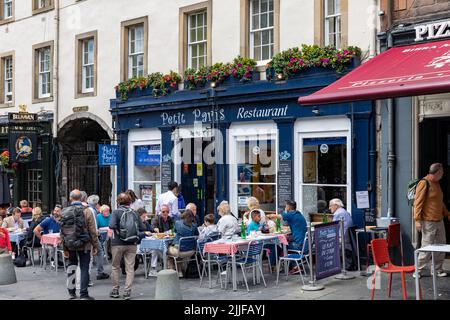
[110,69,375,228]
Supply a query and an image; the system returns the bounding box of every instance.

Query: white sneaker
[148,269,158,277]
[413,272,421,279]
[432,271,448,277]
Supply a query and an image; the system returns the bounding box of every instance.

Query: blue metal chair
[276,232,310,286]
[197,238,229,288]
[225,240,266,292]
[168,236,200,277]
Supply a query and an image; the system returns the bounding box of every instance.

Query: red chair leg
[371,270,377,300]
[401,272,407,300]
[388,273,393,298]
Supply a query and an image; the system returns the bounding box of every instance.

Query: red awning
[298,39,450,105]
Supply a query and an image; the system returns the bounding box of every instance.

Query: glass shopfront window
[301,137,348,217]
[132,144,161,214]
[236,138,277,218]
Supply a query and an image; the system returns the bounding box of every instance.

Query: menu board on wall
[278,160,293,211]
[161,161,172,193]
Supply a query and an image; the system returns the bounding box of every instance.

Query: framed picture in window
[303,151,317,183]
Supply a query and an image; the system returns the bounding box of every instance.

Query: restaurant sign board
[415,20,450,42]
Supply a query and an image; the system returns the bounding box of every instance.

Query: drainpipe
[387,30,395,218]
[53,0,60,138]
[369,0,378,58]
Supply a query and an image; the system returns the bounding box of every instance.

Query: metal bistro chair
[225,240,267,292]
[169,236,201,277]
[276,232,310,286]
[26,232,43,267]
[198,237,229,288]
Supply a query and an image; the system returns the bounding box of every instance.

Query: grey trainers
[123,290,131,300]
[109,288,120,298]
[148,268,158,277]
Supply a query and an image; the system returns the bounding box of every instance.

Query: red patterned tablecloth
[41,233,61,247]
[204,234,288,256]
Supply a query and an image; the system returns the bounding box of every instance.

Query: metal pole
[335,218,355,280]
[302,224,324,291]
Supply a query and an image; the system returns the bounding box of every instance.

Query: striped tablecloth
[8,231,27,244]
[41,233,61,247]
[204,234,288,256]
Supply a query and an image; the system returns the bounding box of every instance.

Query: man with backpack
[60,189,100,300]
[414,163,450,278]
[108,192,147,300]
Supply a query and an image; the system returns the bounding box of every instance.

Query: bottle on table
[240,221,246,239]
[276,218,281,233]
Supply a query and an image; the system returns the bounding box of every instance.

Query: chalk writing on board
[314,221,341,280]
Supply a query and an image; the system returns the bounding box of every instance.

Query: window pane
[133,182,161,214]
[302,185,347,216]
[302,138,347,184]
[251,0,260,14]
[261,45,270,61]
[190,14,196,29]
[254,30,261,46]
[237,184,277,217]
[190,27,196,43]
[191,44,198,58]
[262,29,270,45]
[252,14,259,30]
[197,26,204,42]
[269,0,273,12]
[198,42,205,57]
[261,13,268,28]
[261,0,268,13]
[328,17,336,33]
[253,45,261,61]
[326,0,335,16]
[269,12,273,27]
[236,139,276,183]
[198,12,204,27]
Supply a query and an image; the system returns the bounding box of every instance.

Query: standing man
[414,163,450,277]
[109,192,146,300]
[155,181,179,220]
[60,189,99,300]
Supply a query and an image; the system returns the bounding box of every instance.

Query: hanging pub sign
[98,144,119,166]
[8,112,38,163]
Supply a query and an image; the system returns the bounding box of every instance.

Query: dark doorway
[57,118,112,207]
[180,137,216,224]
[419,118,450,244]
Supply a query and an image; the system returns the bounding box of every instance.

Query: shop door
[180,138,216,224]
[419,118,450,244]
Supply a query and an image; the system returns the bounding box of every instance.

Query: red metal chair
[370,238,421,300]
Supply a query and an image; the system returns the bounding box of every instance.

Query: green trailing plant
[267,44,362,80]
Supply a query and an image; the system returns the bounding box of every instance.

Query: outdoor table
[356,227,388,273]
[414,244,450,300]
[139,236,174,277]
[40,233,61,272]
[204,233,288,291]
[8,230,27,253]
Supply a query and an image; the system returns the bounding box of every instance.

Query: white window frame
[38,47,51,99]
[294,117,351,220]
[4,56,12,103]
[128,129,162,212]
[228,121,278,217]
[81,38,94,93]
[128,25,144,79]
[249,0,274,65]
[4,0,12,19]
[187,11,207,70]
[324,0,341,48]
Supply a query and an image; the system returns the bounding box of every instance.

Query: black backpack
[13,249,27,268]
[60,205,91,250]
[118,208,140,244]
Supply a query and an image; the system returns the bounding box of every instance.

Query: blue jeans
[96,233,107,275]
[67,250,91,298]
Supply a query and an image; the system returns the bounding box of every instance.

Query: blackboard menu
[161,161,172,193]
[364,209,377,227]
[278,160,292,211]
[314,221,341,280]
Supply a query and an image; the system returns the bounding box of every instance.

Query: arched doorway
[57,116,112,207]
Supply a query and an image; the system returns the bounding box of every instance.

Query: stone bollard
[155,269,182,300]
[0,253,17,285]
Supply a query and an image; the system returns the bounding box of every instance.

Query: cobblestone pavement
[1,259,450,300]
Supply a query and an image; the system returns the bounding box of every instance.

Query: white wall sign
[415,20,450,42]
[320,144,329,154]
[356,191,370,209]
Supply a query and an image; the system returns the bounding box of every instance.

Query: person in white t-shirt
[155,182,179,220]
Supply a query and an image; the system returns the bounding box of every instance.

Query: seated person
[2,207,24,230]
[151,204,174,233]
[167,209,199,277]
[19,200,33,220]
[0,227,12,255]
[198,214,218,242]
[137,208,152,232]
[243,197,266,227]
[26,207,45,248]
[329,198,355,271]
[247,210,262,234]
[34,205,62,238]
[217,201,238,239]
